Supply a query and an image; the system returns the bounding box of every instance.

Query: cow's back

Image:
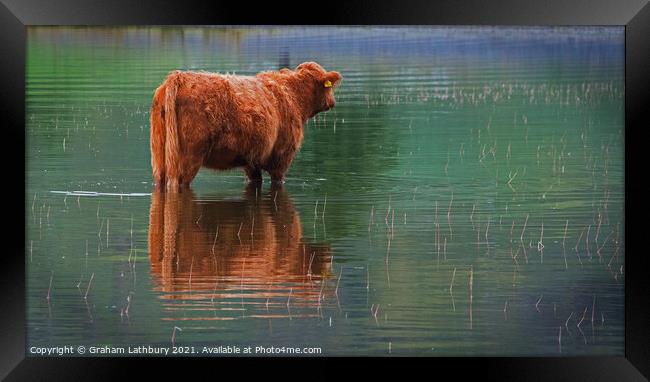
[173,71,283,166]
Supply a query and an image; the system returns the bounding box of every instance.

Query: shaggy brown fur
[150,62,342,190]
[148,185,332,309]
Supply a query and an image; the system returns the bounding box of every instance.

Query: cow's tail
[150,84,167,187]
[163,72,182,190]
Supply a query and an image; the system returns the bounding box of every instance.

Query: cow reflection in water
[148,185,332,320]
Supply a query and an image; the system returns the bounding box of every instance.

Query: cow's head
[296,62,342,117]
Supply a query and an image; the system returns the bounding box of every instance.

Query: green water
[26,26,624,356]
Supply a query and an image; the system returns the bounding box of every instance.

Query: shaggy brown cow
[150,62,342,190]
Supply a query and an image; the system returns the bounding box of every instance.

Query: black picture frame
[2,0,648,380]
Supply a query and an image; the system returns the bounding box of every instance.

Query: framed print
[1,0,648,380]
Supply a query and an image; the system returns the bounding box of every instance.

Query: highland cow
[150,62,342,190]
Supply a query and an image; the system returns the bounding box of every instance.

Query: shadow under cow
[148,185,333,321]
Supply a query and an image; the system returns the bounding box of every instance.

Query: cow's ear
[322,71,342,88]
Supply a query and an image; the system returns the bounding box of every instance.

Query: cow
[149,61,342,191]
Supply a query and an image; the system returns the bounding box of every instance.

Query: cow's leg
[167,154,200,191]
[267,154,294,186]
[268,165,289,185]
[269,171,285,185]
[181,159,202,189]
[245,166,263,184]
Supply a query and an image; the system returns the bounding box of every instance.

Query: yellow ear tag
[324,80,332,88]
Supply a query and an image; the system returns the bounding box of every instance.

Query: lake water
[26,26,624,356]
